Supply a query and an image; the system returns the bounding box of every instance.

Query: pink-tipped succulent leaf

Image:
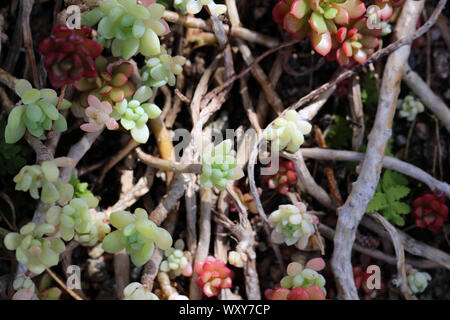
[194,256,233,297]
[263,158,297,195]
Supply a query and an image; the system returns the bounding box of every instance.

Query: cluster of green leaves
[367,169,411,226]
[69,174,94,199]
[325,115,352,149]
[0,117,31,176]
[5,79,70,143]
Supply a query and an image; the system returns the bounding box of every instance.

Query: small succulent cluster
[265,258,326,300]
[262,158,297,195]
[123,282,159,300]
[397,95,425,121]
[228,250,244,268]
[80,95,119,132]
[185,0,227,15]
[229,187,262,214]
[112,86,162,143]
[39,25,103,88]
[102,208,172,267]
[407,268,431,294]
[200,140,243,191]
[268,202,318,250]
[5,79,70,143]
[412,192,448,232]
[141,48,186,88]
[75,57,136,107]
[13,161,73,204]
[12,275,39,300]
[272,0,407,66]
[194,256,233,297]
[265,110,312,153]
[45,195,110,246]
[160,239,192,277]
[69,174,94,199]
[82,0,170,60]
[4,222,65,274]
[13,274,62,300]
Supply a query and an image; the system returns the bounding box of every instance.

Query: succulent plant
[80,95,119,132]
[111,86,162,143]
[13,161,74,204]
[412,192,448,232]
[375,0,406,21]
[39,24,103,88]
[407,269,431,294]
[194,256,233,297]
[74,57,136,107]
[45,195,110,246]
[268,202,318,250]
[331,17,381,67]
[102,208,172,267]
[81,0,170,60]
[5,79,71,143]
[228,250,244,268]
[265,259,326,300]
[36,273,62,300]
[12,274,61,300]
[200,139,243,190]
[123,282,159,300]
[185,0,227,15]
[262,158,297,195]
[12,274,40,300]
[4,222,65,274]
[273,0,366,56]
[160,239,192,277]
[69,173,94,199]
[397,95,425,121]
[141,48,186,88]
[229,187,262,214]
[265,110,312,153]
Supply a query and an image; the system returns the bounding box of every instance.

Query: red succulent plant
[229,187,262,214]
[413,192,448,232]
[39,24,103,88]
[265,285,326,300]
[194,256,233,297]
[331,17,381,67]
[263,158,297,195]
[272,0,366,56]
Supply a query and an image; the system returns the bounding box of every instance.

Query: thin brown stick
[135,148,202,173]
[189,187,212,300]
[45,267,83,301]
[348,76,365,151]
[313,126,343,205]
[114,249,130,300]
[162,10,280,48]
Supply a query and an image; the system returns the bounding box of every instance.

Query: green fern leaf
[367,192,388,212]
[392,201,411,215]
[386,185,410,202]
